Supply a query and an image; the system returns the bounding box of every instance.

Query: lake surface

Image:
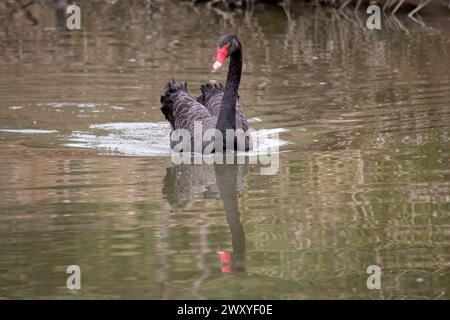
[0,1,449,299]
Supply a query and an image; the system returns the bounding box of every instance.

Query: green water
[0,1,449,299]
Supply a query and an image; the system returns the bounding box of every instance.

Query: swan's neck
[216,46,242,132]
[215,164,246,257]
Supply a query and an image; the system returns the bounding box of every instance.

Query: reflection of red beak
[212,43,230,72]
[218,250,232,274]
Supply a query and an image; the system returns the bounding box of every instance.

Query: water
[1,1,449,299]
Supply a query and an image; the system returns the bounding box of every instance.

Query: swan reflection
[162,158,248,275]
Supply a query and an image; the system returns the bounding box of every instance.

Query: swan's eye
[213,43,231,71]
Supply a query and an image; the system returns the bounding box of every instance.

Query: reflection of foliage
[0,0,449,300]
[3,0,450,25]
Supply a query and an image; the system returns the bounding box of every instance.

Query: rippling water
[0,1,449,299]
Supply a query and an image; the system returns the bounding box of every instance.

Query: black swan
[162,162,247,274]
[160,34,251,152]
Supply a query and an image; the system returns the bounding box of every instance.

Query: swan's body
[160,34,251,152]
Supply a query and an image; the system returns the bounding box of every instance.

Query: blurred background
[0,0,449,299]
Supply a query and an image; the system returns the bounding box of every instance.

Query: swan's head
[213,34,240,72]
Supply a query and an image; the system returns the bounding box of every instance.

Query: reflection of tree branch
[210,6,237,28]
[338,2,361,28]
[338,0,436,27]
[280,0,292,22]
[14,0,39,25]
[383,0,396,11]
[408,0,431,25]
[390,1,411,34]
[280,0,297,52]
[339,0,353,10]
[391,0,405,15]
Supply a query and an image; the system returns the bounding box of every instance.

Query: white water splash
[0,129,58,134]
[248,117,263,123]
[67,122,171,156]
[66,122,290,157]
[37,102,102,108]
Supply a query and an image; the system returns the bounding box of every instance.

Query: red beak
[213,43,230,71]
[218,250,232,274]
